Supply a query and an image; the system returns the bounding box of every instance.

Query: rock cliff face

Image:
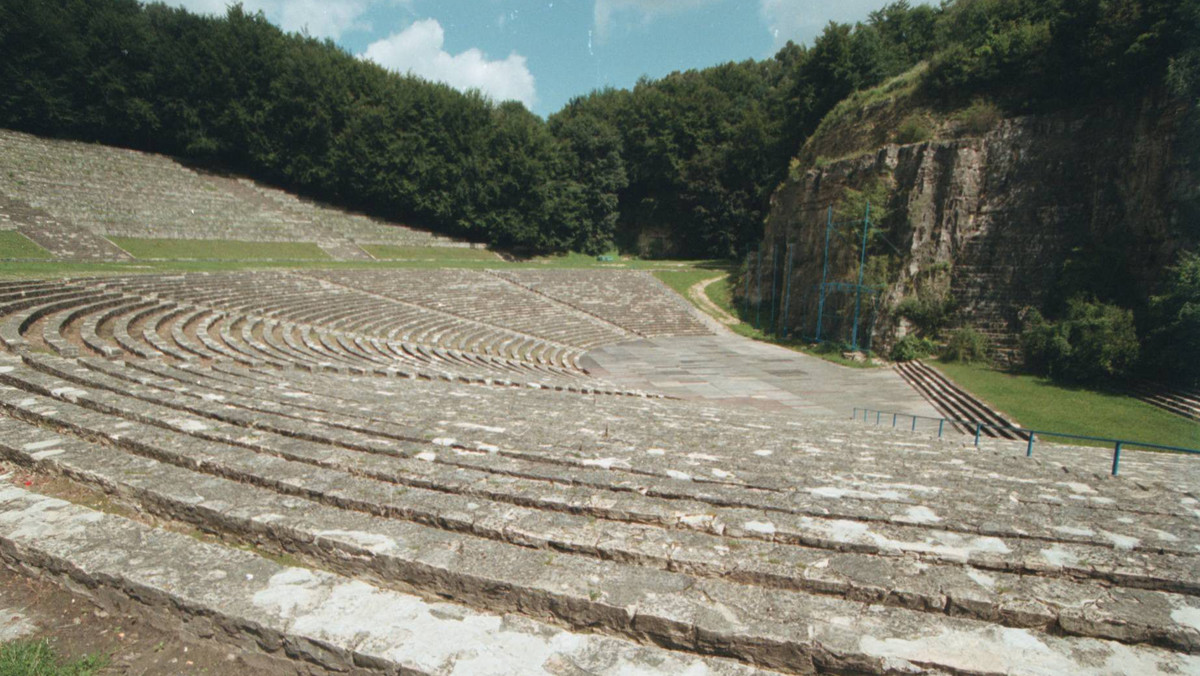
[761,96,1196,355]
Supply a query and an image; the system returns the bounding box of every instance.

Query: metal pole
[742,252,752,320]
[911,415,917,431]
[892,413,897,428]
[851,202,870,351]
[1026,432,1035,457]
[938,419,944,438]
[755,246,764,329]
[815,206,832,342]
[769,242,779,334]
[974,424,982,446]
[1111,442,1123,476]
[781,244,794,338]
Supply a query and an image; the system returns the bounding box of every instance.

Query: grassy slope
[109,237,331,260]
[0,639,107,676]
[651,269,878,369]
[0,231,51,259]
[362,245,499,261]
[0,252,725,279]
[931,360,1200,450]
[652,269,726,301]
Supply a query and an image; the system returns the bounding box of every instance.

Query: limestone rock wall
[762,96,1195,355]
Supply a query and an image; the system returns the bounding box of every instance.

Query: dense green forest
[1,0,1197,257]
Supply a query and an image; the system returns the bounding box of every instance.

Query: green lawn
[527,251,724,270]
[652,269,727,299]
[0,639,107,676]
[0,251,728,279]
[653,269,878,369]
[108,237,331,260]
[0,231,51,259]
[931,360,1200,450]
[362,244,499,261]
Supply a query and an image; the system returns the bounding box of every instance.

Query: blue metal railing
[852,407,1200,476]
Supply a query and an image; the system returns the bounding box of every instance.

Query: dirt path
[688,275,740,325]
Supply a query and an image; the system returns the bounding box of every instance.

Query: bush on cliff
[1142,250,1200,387]
[890,335,938,362]
[942,328,989,364]
[1021,299,1140,385]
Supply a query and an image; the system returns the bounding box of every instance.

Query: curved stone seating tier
[0,272,1196,674]
[0,347,1197,674]
[0,129,462,249]
[96,272,590,371]
[300,269,633,350]
[0,278,646,394]
[491,269,714,337]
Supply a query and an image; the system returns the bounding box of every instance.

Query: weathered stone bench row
[1,130,455,247]
[5,354,1197,601]
[0,278,608,385]
[173,353,1199,521]
[302,270,637,350]
[489,269,714,338]
[0,365,1197,667]
[0,483,773,676]
[99,273,593,369]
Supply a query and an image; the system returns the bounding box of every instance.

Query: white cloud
[760,0,934,50]
[360,19,537,109]
[592,0,719,42]
[167,0,407,40]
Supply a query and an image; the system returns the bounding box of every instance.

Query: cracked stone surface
[0,271,1197,675]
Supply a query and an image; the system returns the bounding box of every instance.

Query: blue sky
[170,0,910,116]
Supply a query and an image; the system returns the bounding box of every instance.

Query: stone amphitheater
[0,266,1197,675]
[0,129,467,260]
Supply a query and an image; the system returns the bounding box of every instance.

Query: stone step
[5,355,1198,592]
[5,409,1200,655]
[0,483,775,676]
[0,195,132,261]
[316,241,375,261]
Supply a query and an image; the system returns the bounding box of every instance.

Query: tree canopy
[0,0,1195,256]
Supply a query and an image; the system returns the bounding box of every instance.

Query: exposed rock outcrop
[762,95,1196,355]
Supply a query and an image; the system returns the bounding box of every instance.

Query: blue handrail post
[876,411,881,425]
[851,201,870,351]
[755,246,764,330]
[892,413,897,428]
[973,424,981,446]
[815,206,832,342]
[911,415,917,431]
[1026,432,1035,457]
[1112,442,1122,476]
[937,419,944,438]
[780,244,794,339]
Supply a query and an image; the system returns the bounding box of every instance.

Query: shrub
[1020,299,1140,384]
[942,327,989,363]
[890,334,938,362]
[1143,250,1200,386]
[955,99,1003,136]
[894,293,956,335]
[894,114,934,144]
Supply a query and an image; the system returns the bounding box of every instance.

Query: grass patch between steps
[655,269,879,369]
[0,639,108,676]
[930,360,1200,450]
[0,255,729,278]
[0,231,51,259]
[361,244,499,261]
[108,237,331,260]
[652,269,726,300]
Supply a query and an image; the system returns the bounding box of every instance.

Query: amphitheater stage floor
[582,334,940,417]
